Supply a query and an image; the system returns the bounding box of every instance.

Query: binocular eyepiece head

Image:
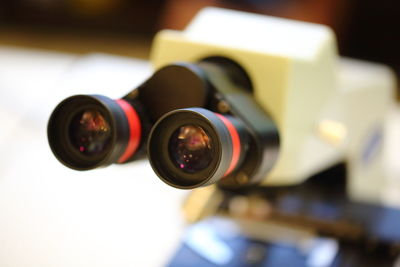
[148,108,249,189]
[47,94,142,170]
[47,60,280,189]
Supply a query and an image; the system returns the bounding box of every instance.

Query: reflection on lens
[69,110,111,156]
[168,125,213,173]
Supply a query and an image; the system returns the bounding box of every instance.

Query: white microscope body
[149,7,396,205]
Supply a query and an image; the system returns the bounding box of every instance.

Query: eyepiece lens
[168,125,213,173]
[69,110,112,156]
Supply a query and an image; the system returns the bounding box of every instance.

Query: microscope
[48,8,400,266]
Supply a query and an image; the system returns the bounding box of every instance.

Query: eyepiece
[48,95,142,170]
[148,108,249,189]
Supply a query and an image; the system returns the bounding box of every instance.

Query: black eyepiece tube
[148,108,249,189]
[47,94,143,170]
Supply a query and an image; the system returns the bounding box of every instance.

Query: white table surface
[0,46,188,267]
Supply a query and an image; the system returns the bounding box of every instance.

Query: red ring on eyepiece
[116,99,141,163]
[216,114,241,177]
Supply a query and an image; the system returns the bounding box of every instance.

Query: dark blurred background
[0,0,399,81]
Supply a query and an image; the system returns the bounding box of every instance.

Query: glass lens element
[69,110,112,156]
[168,125,213,173]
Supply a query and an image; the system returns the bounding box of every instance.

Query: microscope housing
[149,7,396,205]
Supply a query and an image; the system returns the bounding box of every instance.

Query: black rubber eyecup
[148,108,234,189]
[47,94,130,170]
